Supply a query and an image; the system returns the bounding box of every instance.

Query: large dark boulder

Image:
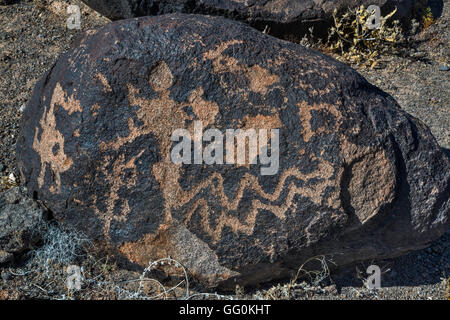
[16,14,449,288]
[80,0,427,37]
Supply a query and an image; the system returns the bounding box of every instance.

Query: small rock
[438,65,449,71]
[0,0,15,5]
[432,246,441,254]
[324,284,338,294]
[0,187,48,253]
[0,251,13,264]
[0,271,12,281]
[412,52,425,58]
[19,104,25,113]
[7,173,15,184]
[3,187,21,204]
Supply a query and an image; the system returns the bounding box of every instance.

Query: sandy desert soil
[0,0,448,300]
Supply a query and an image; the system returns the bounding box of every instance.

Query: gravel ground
[0,0,448,300]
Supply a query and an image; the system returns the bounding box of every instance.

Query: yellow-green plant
[422,7,435,30]
[327,5,403,68]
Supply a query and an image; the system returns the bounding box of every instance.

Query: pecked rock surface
[80,0,426,37]
[16,14,449,288]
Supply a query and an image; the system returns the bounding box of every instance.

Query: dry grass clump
[326,5,403,68]
[3,222,91,299]
[31,223,90,271]
[109,257,190,300]
[25,224,191,299]
[254,255,335,300]
[3,222,229,300]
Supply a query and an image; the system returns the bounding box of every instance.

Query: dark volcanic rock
[80,0,427,37]
[0,0,17,6]
[0,187,47,255]
[0,251,13,264]
[17,14,449,288]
